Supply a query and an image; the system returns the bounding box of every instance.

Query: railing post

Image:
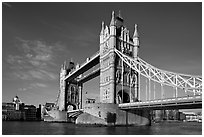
[79,84,83,109]
[161,73,164,99]
[121,47,124,103]
[161,84,163,99]
[149,69,151,101]
[129,66,132,102]
[138,71,140,101]
[175,75,178,98]
[154,75,156,100]
[193,77,196,96]
[146,78,148,101]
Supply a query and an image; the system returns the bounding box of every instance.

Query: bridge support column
[79,84,83,109]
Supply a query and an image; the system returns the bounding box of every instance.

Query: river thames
[2,121,202,135]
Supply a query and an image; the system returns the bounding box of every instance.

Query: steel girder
[114,48,202,95]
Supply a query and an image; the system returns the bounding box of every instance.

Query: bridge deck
[64,52,99,82]
[77,68,100,84]
[119,96,202,110]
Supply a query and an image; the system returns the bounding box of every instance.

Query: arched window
[116,70,121,83]
[124,72,128,85]
[131,74,137,87]
[71,86,75,93]
[127,72,131,85]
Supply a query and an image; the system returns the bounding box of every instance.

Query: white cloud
[18,83,48,92]
[30,83,47,88]
[18,88,27,91]
[6,38,66,81]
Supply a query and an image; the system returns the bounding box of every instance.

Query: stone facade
[58,61,80,111]
[76,103,151,126]
[99,11,140,104]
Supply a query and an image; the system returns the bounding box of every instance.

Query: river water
[2,121,202,135]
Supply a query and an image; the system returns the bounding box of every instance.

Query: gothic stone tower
[58,62,67,111]
[99,11,140,104]
[58,61,80,111]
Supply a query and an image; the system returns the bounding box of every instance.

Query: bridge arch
[67,103,77,111]
[117,90,130,104]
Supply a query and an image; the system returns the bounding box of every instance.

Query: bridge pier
[75,103,151,126]
[78,84,83,109]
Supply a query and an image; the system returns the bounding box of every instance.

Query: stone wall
[44,110,67,122]
[76,103,151,126]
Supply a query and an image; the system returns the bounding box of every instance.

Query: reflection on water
[2,121,202,135]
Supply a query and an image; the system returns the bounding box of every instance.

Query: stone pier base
[76,103,151,126]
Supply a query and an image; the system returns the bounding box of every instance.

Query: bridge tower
[100,11,140,104]
[58,61,67,111]
[58,60,80,111]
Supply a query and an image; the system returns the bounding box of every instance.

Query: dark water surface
[2,121,202,135]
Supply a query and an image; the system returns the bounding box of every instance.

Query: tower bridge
[45,11,202,125]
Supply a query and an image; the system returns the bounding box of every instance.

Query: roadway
[119,95,202,110]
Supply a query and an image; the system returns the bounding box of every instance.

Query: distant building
[183,112,202,122]
[12,96,23,110]
[2,95,39,121]
[2,102,25,121]
[23,105,37,121]
[85,98,96,104]
[36,104,42,120]
[2,102,15,111]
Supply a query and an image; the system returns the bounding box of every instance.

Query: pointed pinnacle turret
[63,60,66,69]
[100,21,104,35]
[133,24,139,38]
[70,58,73,63]
[118,10,123,20]
[110,11,115,26]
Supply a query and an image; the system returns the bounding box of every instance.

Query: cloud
[18,88,28,91]
[6,38,67,81]
[30,83,47,88]
[18,83,47,92]
[28,70,58,80]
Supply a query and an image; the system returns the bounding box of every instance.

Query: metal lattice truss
[115,48,202,95]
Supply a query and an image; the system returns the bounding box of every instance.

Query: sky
[2,2,202,107]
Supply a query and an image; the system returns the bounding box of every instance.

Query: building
[36,104,42,120]
[85,98,96,104]
[12,95,23,110]
[23,105,37,121]
[183,112,202,122]
[2,96,39,121]
[99,11,140,104]
[2,102,25,121]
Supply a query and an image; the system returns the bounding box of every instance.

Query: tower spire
[100,21,104,35]
[63,60,66,69]
[118,10,123,20]
[133,24,139,38]
[110,11,115,26]
[70,58,73,63]
[133,24,140,59]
